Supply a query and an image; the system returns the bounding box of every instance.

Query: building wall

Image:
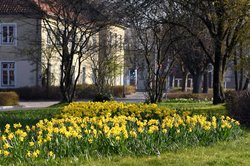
[40,23,126,87]
[0,15,42,88]
[0,15,126,89]
[107,25,125,86]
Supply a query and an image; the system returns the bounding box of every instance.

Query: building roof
[0,0,42,16]
[0,0,104,22]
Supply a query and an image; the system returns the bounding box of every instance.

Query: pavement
[0,92,147,111]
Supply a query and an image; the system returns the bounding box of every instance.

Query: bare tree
[35,0,105,102]
[89,30,125,95]
[122,1,182,103]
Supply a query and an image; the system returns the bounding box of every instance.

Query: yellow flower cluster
[59,101,176,119]
[0,102,241,160]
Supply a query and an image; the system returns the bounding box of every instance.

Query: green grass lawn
[0,101,249,166]
[64,131,250,166]
[17,130,250,166]
[0,106,62,131]
[159,100,227,115]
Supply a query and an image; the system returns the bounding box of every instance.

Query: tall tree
[178,37,210,93]
[171,0,250,104]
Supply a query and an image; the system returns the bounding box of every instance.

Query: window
[119,35,123,50]
[92,68,97,83]
[114,33,118,48]
[1,62,15,87]
[92,35,97,47]
[47,29,52,45]
[82,67,86,84]
[55,30,62,46]
[108,32,113,46]
[1,24,16,45]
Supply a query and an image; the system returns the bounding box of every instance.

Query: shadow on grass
[0,107,61,130]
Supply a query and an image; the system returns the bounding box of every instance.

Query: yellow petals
[8,133,14,140]
[13,123,22,129]
[48,151,54,157]
[3,150,10,157]
[3,143,10,149]
[29,142,35,147]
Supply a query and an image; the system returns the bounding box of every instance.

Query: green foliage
[225,90,250,127]
[92,93,113,102]
[63,131,250,166]
[0,92,19,106]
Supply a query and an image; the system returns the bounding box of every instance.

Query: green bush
[0,92,19,106]
[92,93,113,102]
[225,90,250,127]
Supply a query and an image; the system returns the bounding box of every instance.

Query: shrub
[0,85,136,101]
[0,91,19,106]
[75,84,97,99]
[167,92,213,101]
[92,93,113,102]
[76,85,136,99]
[6,86,62,101]
[112,85,136,97]
[125,85,136,95]
[225,90,250,126]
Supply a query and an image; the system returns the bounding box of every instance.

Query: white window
[1,24,16,45]
[1,62,15,87]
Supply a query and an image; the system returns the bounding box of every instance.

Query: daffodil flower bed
[0,102,241,163]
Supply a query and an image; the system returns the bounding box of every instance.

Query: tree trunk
[192,73,203,93]
[233,53,239,91]
[181,72,188,92]
[243,78,249,90]
[238,45,244,91]
[213,41,225,104]
[239,68,244,91]
[203,71,209,93]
